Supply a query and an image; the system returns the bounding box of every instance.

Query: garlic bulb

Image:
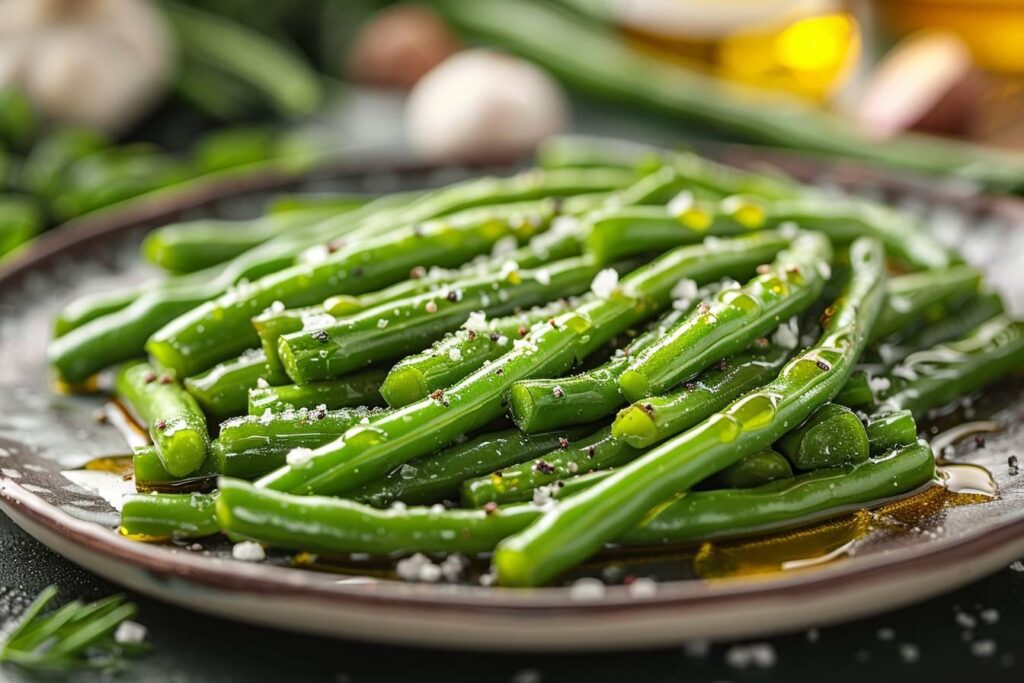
[0,0,174,133]
[405,49,568,161]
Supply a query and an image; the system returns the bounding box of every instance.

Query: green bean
[618,231,832,403]
[492,236,885,586]
[141,205,348,274]
[213,406,386,479]
[612,342,793,448]
[864,410,918,456]
[710,448,793,489]
[133,446,216,493]
[0,194,42,259]
[115,361,211,478]
[776,403,870,471]
[350,425,596,507]
[585,195,951,270]
[214,441,934,554]
[148,167,634,376]
[247,368,387,415]
[147,198,560,377]
[380,298,581,408]
[620,441,936,545]
[250,200,589,375]
[184,349,285,420]
[465,342,791,506]
[120,491,220,540]
[881,290,1005,366]
[871,265,981,343]
[834,370,874,408]
[277,256,603,384]
[507,306,690,433]
[538,136,798,199]
[879,315,1024,417]
[256,232,790,496]
[461,426,626,507]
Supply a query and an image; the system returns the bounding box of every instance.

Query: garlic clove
[405,49,569,162]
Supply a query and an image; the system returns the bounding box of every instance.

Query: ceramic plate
[1,151,1023,651]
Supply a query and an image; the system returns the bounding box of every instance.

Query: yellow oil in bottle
[615,0,861,102]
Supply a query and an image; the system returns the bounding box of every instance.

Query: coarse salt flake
[590,268,619,299]
[286,447,315,467]
[232,541,265,562]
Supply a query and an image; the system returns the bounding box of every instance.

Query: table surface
[1,512,1022,683]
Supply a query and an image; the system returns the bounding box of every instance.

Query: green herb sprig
[0,586,147,673]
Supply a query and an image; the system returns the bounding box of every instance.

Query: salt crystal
[448,347,463,362]
[772,317,800,350]
[114,620,147,644]
[568,577,606,601]
[980,608,1000,624]
[671,278,699,309]
[535,268,551,286]
[971,639,997,657]
[286,448,315,467]
[590,268,619,299]
[464,311,488,334]
[232,541,265,562]
[627,577,657,598]
[725,643,777,669]
[377,318,389,329]
[899,643,920,663]
[491,235,518,258]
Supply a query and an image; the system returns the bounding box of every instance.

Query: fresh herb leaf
[0,585,147,673]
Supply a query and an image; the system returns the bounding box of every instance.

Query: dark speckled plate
[1,150,1024,651]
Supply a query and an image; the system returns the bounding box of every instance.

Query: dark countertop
[2,511,1022,683]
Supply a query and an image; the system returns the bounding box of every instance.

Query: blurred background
[3,0,1024,261]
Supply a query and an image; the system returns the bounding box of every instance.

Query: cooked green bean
[492,237,885,586]
[256,232,790,496]
[212,441,934,554]
[115,361,211,478]
[184,349,285,420]
[612,343,793,448]
[147,169,635,377]
[879,315,1024,417]
[133,446,216,493]
[278,256,602,384]
[350,425,596,507]
[864,410,918,456]
[213,406,386,479]
[380,299,581,408]
[776,403,870,471]
[247,368,387,415]
[710,448,793,489]
[618,231,832,402]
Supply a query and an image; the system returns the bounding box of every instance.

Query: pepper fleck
[816,359,831,371]
[483,502,499,515]
[534,460,556,474]
[558,437,569,449]
[312,330,330,343]
[143,371,157,384]
[155,419,167,430]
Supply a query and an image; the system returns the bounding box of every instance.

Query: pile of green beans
[45,136,1021,587]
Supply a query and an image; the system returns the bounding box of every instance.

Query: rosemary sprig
[0,585,147,673]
